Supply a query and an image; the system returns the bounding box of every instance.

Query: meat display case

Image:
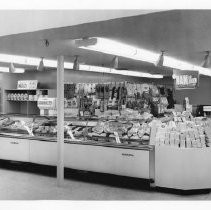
[0,114,155,181]
[2,113,211,191]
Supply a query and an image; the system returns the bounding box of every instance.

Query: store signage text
[38,98,56,109]
[122,153,134,157]
[173,70,199,90]
[17,80,38,90]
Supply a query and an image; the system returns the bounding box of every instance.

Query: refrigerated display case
[0,114,155,181]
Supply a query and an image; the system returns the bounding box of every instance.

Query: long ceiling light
[76,37,159,63]
[0,53,162,78]
[0,66,25,73]
[0,53,74,69]
[79,64,163,78]
[76,37,211,77]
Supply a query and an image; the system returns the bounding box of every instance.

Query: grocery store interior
[1,9,211,200]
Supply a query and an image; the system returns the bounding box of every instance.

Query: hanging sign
[173,69,199,90]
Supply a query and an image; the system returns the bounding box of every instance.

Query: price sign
[20,121,34,136]
[65,126,75,140]
[37,98,56,109]
[114,131,121,144]
[17,80,38,90]
[173,70,199,90]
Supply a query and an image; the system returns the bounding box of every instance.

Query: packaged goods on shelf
[62,81,171,119]
[155,111,210,148]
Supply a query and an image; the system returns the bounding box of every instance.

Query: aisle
[0,167,210,200]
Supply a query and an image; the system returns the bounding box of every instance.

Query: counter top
[0,133,153,151]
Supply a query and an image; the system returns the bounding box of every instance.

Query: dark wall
[1,70,211,112]
[174,75,211,105]
[1,69,168,90]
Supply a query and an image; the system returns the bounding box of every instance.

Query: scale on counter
[37,98,57,116]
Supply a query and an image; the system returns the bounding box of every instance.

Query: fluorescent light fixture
[9,63,25,73]
[76,37,211,77]
[79,64,163,78]
[0,54,39,66]
[77,37,159,63]
[0,67,10,72]
[14,68,25,73]
[0,67,24,73]
[0,53,162,78]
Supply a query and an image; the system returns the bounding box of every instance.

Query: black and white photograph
[0,1,211,208]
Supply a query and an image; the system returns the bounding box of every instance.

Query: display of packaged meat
[92,121,104,134]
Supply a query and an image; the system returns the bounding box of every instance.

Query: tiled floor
[0,163,210,200]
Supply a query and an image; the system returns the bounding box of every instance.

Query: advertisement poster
[173,69,199,90]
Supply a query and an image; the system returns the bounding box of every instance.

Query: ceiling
[0,10,211,76]
[0,10,159,37]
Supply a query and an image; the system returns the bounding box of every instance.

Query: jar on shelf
[13,93,17,101]
[7,93,11,100]
[24,93,28,101]
[34,95,38,101]
[17,93,21,101]
[28,95,33,101]
[20,93,24,101]
[10,93,14,100]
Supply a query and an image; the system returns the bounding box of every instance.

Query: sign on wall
[17,80,38,90]
[173,69,199,90]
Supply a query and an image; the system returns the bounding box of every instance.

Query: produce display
[155,111,211,148]
[64,81,171,118]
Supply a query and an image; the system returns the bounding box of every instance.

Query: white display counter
[155,146,211,190]
[0,137,30,162]
[2,134,211,191]
[64,143,154,179]
[0,135,154,180]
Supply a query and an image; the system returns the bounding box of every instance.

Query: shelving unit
[4,89,56,116]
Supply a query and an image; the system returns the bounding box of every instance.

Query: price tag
[65,126,75,140]
[114,131,121,144]
[20,121,34,136]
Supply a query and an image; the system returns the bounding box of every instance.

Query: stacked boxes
[155,115,208,148]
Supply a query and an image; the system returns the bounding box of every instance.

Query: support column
[57,55,64,186]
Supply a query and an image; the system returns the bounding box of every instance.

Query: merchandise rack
[4,89,56,116]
